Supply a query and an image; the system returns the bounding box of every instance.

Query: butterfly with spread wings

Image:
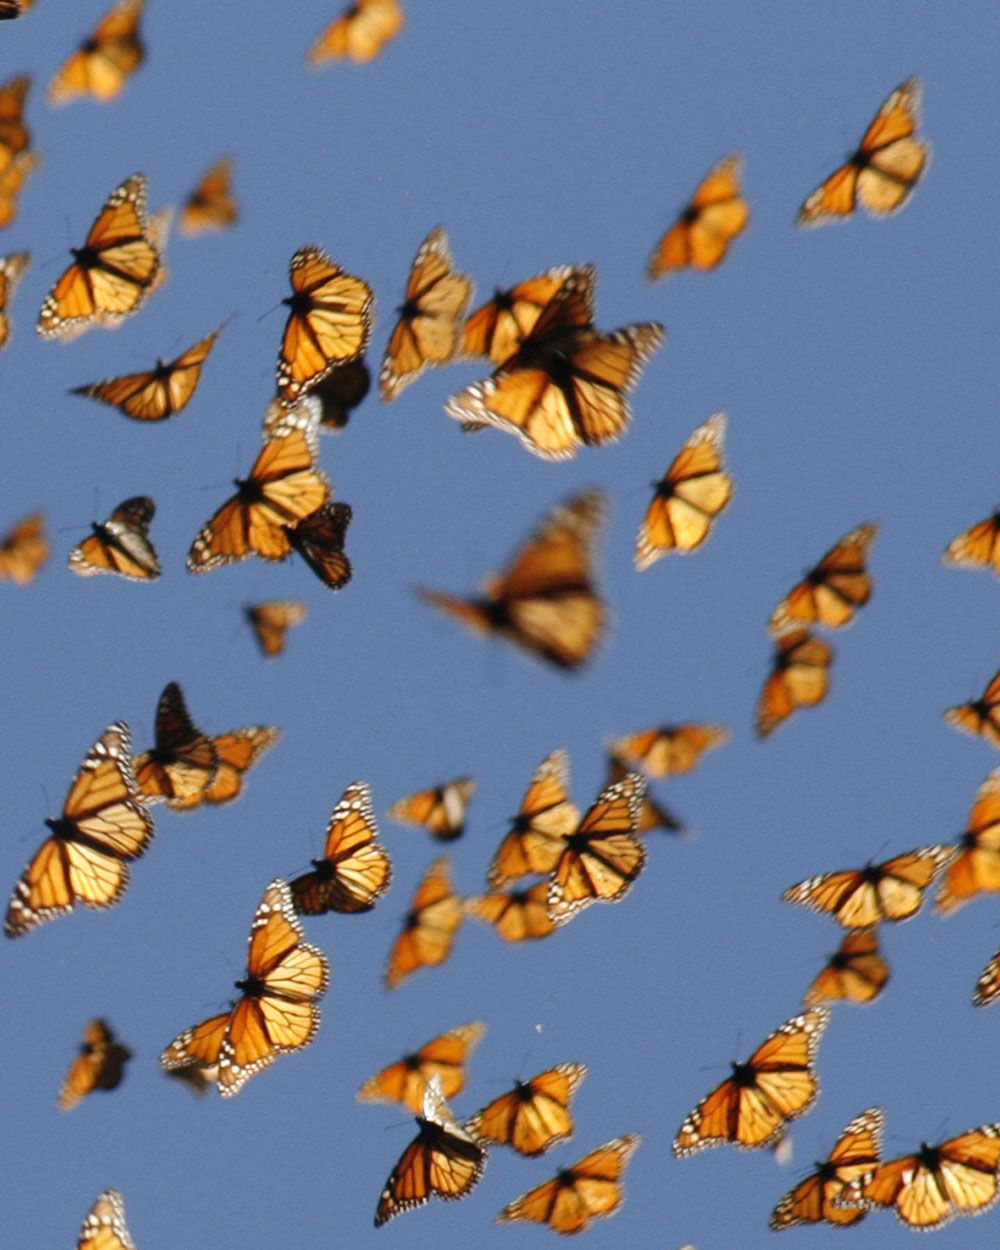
[388,778,476,842]
[935,769,1000,915]
[289,780,391,915]
[0,250,29,350]
[48,0,144,105]
[486,749,580,888]
[462,266,578,368]
[59,1018,132,1111]
[307,0,404,65]
[782,846,954,928]
[757,628,834,738]
[802,929,890,1007]
[768,523,878,636]
[607,722,729,778]
[358,1021,485,1115]
[945,669,1000,750]
[70,327,222,421]
[68,496,160,581]
[244,600,307,658]
[77,1190,135,1250]
[465,881,557,942]
[384,855,463,989]
[466,1064,587,1157]
[0,509,47,583]
[179,156,238,236]
[647,154,749,279]
[770,1107,883,1229]
[131,682,219,811]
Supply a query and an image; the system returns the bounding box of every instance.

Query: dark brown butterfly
[311,358,370,430]
[287,501,353,591]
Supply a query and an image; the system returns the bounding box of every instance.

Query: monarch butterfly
[935,770,1000,915]
[131,682,219,811]
[70,327,222,421]
[945,669,1000,750]
[770,1107,883,1230]
[798,79,930,227]
[973,948,1000,1007]
[374,1074,486,1227]
[379,227,473,401]
[388,778,476,842]
[244,600,307,658]
[464,880,557,942]
[357,1021,485,1115]
[802,928,890,1007]
[384,854,463,989]
[37,173,161,340]
[466,1063,588,1156]
[5,722,154,938]
[311,358,370,430]
[837,1125,1000,1230]
[782,845,954,929]
[68,496,160,581]
[646,154,750,279]
[0,150,40,230]
[635,413,734,567]
[547,772,647,926]
[495,1134,640,1234]
[768,523,878,636]
[48,0,144,106]
[289,779,392,916]
[672,1007,830,1156]
[0,509,47,583]
[77,1190,134,1250]
[179,156,238,236]
[58,1018,132,1111]
[287,501,353,591]
[757,628,834,739]
[604,753,681,833]
[307,0,404,65]
[462,266,578,367]
[201,725,279,807]
[943,512,1000,577]
[607,722,729,779]
[0,250,29,350]
[161,878,329,1097]
[0,75,31,175]
[486,750,579,888]
[275,244,373,407]
[418,488,607,671]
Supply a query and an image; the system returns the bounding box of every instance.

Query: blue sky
[3,3,1000,1248]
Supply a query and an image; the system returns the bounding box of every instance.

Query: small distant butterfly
[48,0,145,106]
[0,75,31,176]
[131,682,219,811]
[287,500,353,591]
[289,779,392,916]
[465,881,557,943]
[802,929,889,1007]
[245,600,307,658]
[943,512,1000,578]
[308,0,404,65]
[462,266,578,367]
[973,947,1000,1007]
[0,150,40,230]
[68,496,160,581]
[59,1018,132,1111]
[0,250,29,349]
[769,523,878,636]
[607,722,729,778]
[77,1189,135,1250]
[384,854,463,989]
[604,753,681,834]
[647,154,749,279]
[935,769,1000,915]
[757,628,834,739]
[487,749,579,888]
[466,1063,587,1156]
[357,1020,485,1114]
[70,327,222,421]
[0,509,47,583]
[945,669,1000,750]
[782,846,954,928]
[179,156,238,236]
[388,778,476,842]
[770,1107,883,1230]
[311,358,370,430]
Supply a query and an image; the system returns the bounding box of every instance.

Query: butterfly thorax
[309,857,334,881]
[403,1052,421,1072]
[71,244,103,268]
[81,36,99,53]
[681,204,699,225]
[235,974,265,998]
[152,359,170,378]
[554,1167,577,1189]
[512,1079,533,1102]
[282,291,313,315]
[830,948,851,970]
[234,476,265,504]
[960,831,978,849]
[859,863,882,884]
[80,1041,97,1056]
[403,908,419,931]
[564,830,593,852]
[397,298,420,322]
[44,816,77,841]
[917,1143,939,1169]
[729,1059,757,1087]
[493,287,515,310]
[653,478,677,499]
[814,1159,838,1182]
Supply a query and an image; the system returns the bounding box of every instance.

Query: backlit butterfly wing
[358,1021,485,1114]
[935,770,1000,915]
[311,358,370,430]
[179,156,238,236]
[757,628,834,738]
[769,523,878,636]
[945,669,1000,749]
[672,1007,830,1155]
[647,154,750,279]
[160,1011,229,1076]
[802,929,890,1007]
[769,1107,883,1229]
[487,749,579,888]
[0,249,28,349]
[286,500,353,590]
[0,509,47,582]
[466,1063,587,1156]
[78,1190,135,1250]
[244,600,307,658]
[48,0,144,105]
[388,777,476,842]
[462,267,576,367]
[943,513,1000,577]
[202,726,279,806]
[607,722,729,778]
[635,413,733,567]
[132,682,218,810]
[496,1134,640,1234]
[782,846,954,928]
[973,948,1000,1006]
[604,753,681,833]
[465,881,556,942]
[384,854,462,989]
[798,79,930,226]
[70,327,222,421]
[0,150,39,230]
[307,0,404,65]
[58,1018,132,1111]
[289,780,391,915]
[69,496,160,581]
[5,722,154,937]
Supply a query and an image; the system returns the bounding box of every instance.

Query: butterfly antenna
[256,300,283,324]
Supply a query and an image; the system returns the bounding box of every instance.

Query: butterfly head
[282,290,312,315]
[917,1142,939,1168]
[681,203,699,225]
[71,244,100,267]
[235,973,265,998]
[729,1059,756,1087]
[397,297,420,322]
[44,816,75,839]
[402,1051,422,1072]
[234,476,265,504]
[403,908,419,931]
[309,857,334,880]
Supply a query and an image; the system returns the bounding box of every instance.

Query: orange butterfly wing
[289,779,391,915]
[0,74,30,175]
[77,1189,135,1250]
[357,1021,486,1114]
[945,669,1000,750]
[201,726,279,806]
[384,854,463,989]
[935,769,1000,915]
[462,267,575,366]
[0,508,47,582]
[179,157,238,236]
[604,752,681,833]
[68,496,160,581]
[943,513,1000,577]
[0,249,28,349]
[466,1063,587,1156]
[647,154,749,278]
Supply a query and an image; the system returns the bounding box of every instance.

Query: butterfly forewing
[78,1189,135,1250]
[357,1021,485,1114]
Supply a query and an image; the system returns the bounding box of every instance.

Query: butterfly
[275,244,373,407]
[70,327,222,421]
[0,509,47,583]
[0,2,34,20]
[0,75,31,175]
[0,150,40,230]
[379,227,474,401]
[802,929,890,1007]
[768,523,878,636]
[245,600,308,658]
[782,845,955,928]
[287,501,353,590]
[357,1021,485,1114]
[798,79,930,227]
[68,496,160,581]
[943,512,1000,577]
[486,749,579,888]
[647,154,750,279]
[5,722,154,938]
[635,413,734,567]
[289,780,391,915]
[547,771,647,926]
[607,722,729,778]
[200,726,279,807]
[37,173,161,340]
[388,778,476,842]
[466,1063,588,1156]
[179,156,238,236]
[48,0,145,105]
[465,880,557,942]
[945,669,1000,749]
[161,878,328,1097]
[384,854,463,989]
[462,266,578,367]
[770,1107,883,1230]
[131,682,219,811]
[935,770,1000,915]
[0,250,29,350]
[374,1073,486,1227]
[418,488,607,671]
[757,628,834,739]
[307,0,404,65]
[311,358,370,430]
[77,1190,135,1250]
[495,1134,640,1234]
[58,1018,132,1111]
[672,1007,830,1155]
[604,753,681,834]
[973,948,1000,1006]
[837,1125,1000,1231]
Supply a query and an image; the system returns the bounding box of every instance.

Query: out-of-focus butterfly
[161,878,328,1097]
[70,327,222,421]
[203,725,279,807]
[547,771,647,926]
[244,600,307,658]
[384,854,463,989]
[768,523,878,636]
[37,173,161,340]
[635,413,733,567]
[48,0,144,105]
[607,722,729,778]
[487,750,579,888]
[943,512,1000,578]
[5,722,154,938]
[604,752,681,833]
[311,358,370,430]
[58,1018,132,1111]
[935,769,1000,915]
[757,628,834,739]
[837,1125,1000,1230]
[132,682,219,811]
[0,75,31,175]
[673,1007,830,1156]
[418,488,607,671]
[287,500,353,590]
[782,846,954,928]
[68,495,160,581]
[462,266,577,367]
[465,880,556,942]
[388,778,476,842]
[375,1073,486,1227]
[0,2,34,20]
[945,669,1000,750]
[357,1021,485,1115]
[0,250,29,349]
[307,0,404,65]
[289,780,391,915]
[647,154,750,279]
[0,150,39,230]
[973,947,1000,1006]
[496,1134,640,1234]
[798,79,930,227]
[179,156,238,236]
[802,929,890,1007]
[77,1189,135,1250]
[770,1107,883,1230]
[0,509,47,582]
[466,1064,588,1156]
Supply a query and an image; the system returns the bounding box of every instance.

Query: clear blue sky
[3,3,1000,1248]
